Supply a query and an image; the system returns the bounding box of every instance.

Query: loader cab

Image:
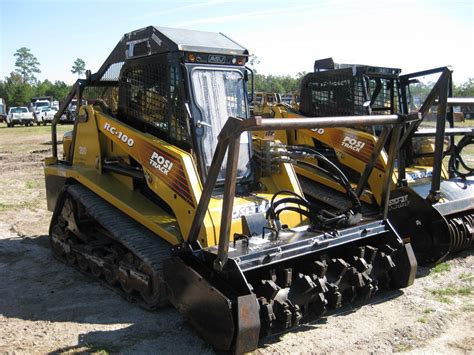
[300,59,402,118]
[185,60,251,182]
[116,26,251,185]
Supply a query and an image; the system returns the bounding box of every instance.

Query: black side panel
[163,256,260,352]
[45,174,67,211]
[235,294,260,354]
[390,242,417,288]
[164,256,236,351]
[388,187,451,264]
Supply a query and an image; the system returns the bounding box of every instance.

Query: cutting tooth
[352,255,370,273]
[312,260,328,279]
[276,267,292,288]
[371,244,396,290]
[340,267,358,303]
[255,279,280,300]
[288,273,326,317]
[325,258,352,305]
[258,297,275,336]
[273,298,293,329]
[325,283,342,309]
[308,292,327,317]
[364,246,378,264]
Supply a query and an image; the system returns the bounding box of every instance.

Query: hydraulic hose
[449,135,474,178]
[285,145,362,214]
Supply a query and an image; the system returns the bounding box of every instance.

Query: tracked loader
[268,58,473,265]
[45,28,417,352]
[251,92,281,117]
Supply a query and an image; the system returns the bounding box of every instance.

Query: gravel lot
[0,123,472,354]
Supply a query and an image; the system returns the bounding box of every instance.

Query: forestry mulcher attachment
[270,58,473,265]
[44,28,416,353]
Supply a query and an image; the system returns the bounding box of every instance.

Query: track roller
[49,184,169,309]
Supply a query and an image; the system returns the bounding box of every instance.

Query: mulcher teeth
[273,298,293,329]
[371,244,396,289]
[253,242,401,335]
[255,280,280,300]
[447,212,474,253]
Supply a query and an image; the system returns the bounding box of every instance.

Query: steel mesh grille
[307,76,368,116]
[120,62,189,143]
[83,86,119,114]
[303,72,398,117]
[368,78,399,114]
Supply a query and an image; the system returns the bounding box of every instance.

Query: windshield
[191,68,251,181]
[35,102,49,107]
[11,107,28,113]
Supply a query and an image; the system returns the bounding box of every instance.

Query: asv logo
[208,55,226,64]
[149,151,174,176]
[341,136,366,152]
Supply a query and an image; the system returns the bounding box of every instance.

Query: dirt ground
[0,123,472,354]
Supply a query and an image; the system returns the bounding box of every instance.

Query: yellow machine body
[270,104,449,206]
[47,105,306,248]
[43,29,418,353]
[252,92,281,117]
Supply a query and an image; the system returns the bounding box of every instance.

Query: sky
[1,0,473,85]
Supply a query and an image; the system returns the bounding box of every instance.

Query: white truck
[32,99,51,119]
[35,106,57,125]
[6,107,35,127]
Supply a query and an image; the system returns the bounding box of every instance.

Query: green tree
[0,72,34,107]
[296,71,307,89]
[248,54,260,73]
[454,78,474,97]
[35,79,54,97]
[71,58,86,77]
[14,47,41,84]
[253,73,302,93]
[50,81,71,100]
[33,79,71,101]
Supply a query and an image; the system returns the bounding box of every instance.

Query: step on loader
[45,28,417,352]
[268,58,473,265]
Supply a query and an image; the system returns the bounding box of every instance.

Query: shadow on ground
[0,234,212,353]
[1,232,472,353]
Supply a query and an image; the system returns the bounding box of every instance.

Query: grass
[394,343,414,352]
[0,200,43,212]
[459,272,473,282]
[418,316,428,323]
[431,262,451,274]
[431,285,473,297]
[91,350,110,355]
[435,295,453,304]
[418,308,434,323]
[25,180,35,189]
[0,123,70,134]
[429,283,473,304]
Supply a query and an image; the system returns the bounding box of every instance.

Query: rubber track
[67,184,171,305]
